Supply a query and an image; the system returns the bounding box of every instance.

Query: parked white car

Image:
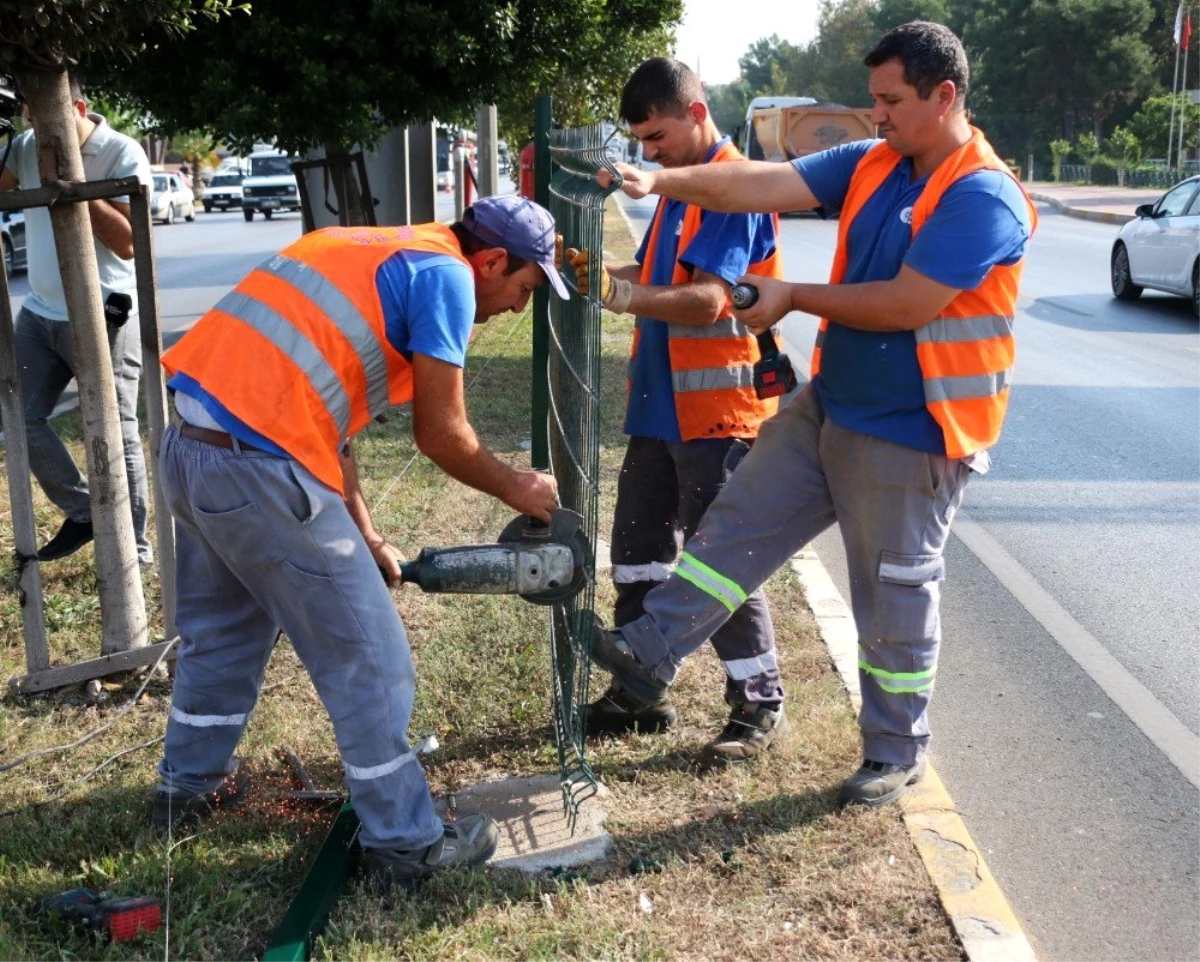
[1111,175,1199,316]
[151,172,196,225]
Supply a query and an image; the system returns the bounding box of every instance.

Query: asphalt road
[619,195,1199,962]
[5,187,468,345]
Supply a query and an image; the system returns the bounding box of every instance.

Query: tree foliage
[1125,93,1200,159]
[84,0,681,155]
[706,79,754,142]
[0,0,239,74]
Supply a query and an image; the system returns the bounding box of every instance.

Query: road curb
[790,548,1038,962]
[1029,191,1133,226]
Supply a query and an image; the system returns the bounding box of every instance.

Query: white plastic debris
[415,734,440,754]
[888,854,896,866]
[638,893,653,914]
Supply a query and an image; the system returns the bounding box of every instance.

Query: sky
[672,0,823,86]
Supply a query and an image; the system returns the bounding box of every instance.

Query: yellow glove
[566,248,632,313]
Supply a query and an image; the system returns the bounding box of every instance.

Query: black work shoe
[360,812,500,889]
[586,682,678,736]
[151,759,250,830]
[37,518,94,561]
[838,758,927,808]
[588,614,669,705]
[702,703,790,765]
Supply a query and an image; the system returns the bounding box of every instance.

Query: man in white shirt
[0,76,154,564]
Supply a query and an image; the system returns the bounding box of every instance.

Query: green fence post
[531,95,553,470]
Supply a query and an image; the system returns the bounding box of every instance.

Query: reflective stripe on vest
[210,290,354,439]
[632,139,784,441]
[162,224,469,493]
[263,255,392,420]
[811,128,1037,458]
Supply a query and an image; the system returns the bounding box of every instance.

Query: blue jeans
[13,304,151,563]
[156,426,444,851]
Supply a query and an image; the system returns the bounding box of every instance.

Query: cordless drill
[731,283,798,400]
[38,888,161,943]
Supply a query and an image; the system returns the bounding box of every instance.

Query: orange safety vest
[634,140,785,441]
[812,127,1038,458]
[162,224,471,493]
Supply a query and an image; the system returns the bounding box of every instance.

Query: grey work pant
[156,426,443,851]
[620,385,974,766]
[13,304,151,563]
[611,435,781,706]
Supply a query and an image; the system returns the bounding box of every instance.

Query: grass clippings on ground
[0,197,963,961]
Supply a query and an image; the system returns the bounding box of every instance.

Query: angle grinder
[392,508,591,605]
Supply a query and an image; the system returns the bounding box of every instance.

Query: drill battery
[38,888,161,943]
[731,282,799,400]
[752,347,798,399]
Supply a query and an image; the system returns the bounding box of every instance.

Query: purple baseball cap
[462,195,569,299]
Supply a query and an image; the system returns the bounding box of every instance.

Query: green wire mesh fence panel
[545,124,621,824]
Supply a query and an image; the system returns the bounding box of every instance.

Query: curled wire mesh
[545,124,621,824]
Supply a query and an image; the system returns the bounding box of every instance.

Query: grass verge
[0,197,963,960]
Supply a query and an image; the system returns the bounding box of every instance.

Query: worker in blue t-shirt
[154,196,567,889]
[591,23,1036,808]
[570,58,788,765]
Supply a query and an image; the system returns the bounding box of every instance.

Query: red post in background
[519,141,536,200]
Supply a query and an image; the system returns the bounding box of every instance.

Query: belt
[177,421,266,454]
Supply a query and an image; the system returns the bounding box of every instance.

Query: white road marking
[954,513,1200,789]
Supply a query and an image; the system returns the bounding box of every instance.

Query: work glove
[565,247,632,314]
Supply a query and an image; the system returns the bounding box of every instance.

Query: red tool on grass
[38,888,161,943]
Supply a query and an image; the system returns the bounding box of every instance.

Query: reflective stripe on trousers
[617,386,973,766]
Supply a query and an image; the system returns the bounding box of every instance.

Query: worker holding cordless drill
[591,22,1037,807]
[565,57,790,764]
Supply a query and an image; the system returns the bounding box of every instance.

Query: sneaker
[701,703,790,765]
[838,758,927,808]
[588,615,669,705]
[586,682,677,736]
[151,759,250,829]
[37,518,94,561]
[360,812,500,889]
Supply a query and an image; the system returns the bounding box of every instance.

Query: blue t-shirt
[626,138,778,442]
[169,249,475,454]
[793,139,1031,454]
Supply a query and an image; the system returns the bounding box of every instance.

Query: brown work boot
[361,812,500,889]
[151,758,250,830]
[586,681,678,736]
[702,703,790,766]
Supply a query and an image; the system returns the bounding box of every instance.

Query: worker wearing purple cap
[151,195,566,888]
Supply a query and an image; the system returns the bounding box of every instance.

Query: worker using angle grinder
[563,57,790,764]
[591,22,1036,807]
[151,195,566,888]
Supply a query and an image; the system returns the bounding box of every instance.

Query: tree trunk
[20,69,147,655]
[323,140,366,227]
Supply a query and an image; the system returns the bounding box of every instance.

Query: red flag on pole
[1183,12,1193,51]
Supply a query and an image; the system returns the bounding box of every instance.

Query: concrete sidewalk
[1025,181,1166,225]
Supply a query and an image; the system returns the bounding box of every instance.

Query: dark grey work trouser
[620,386,975,766]
[13,304,152,563]
[611,435,782,707]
